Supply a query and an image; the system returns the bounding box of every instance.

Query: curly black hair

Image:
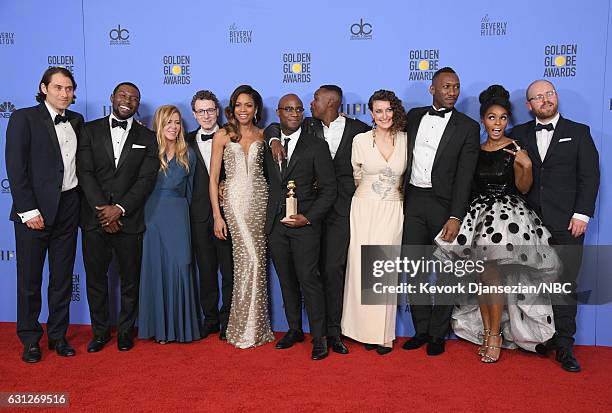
[368,89,406,134]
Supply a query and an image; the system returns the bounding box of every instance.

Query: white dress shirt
[282,127,302,163]
[323,115,346,159]
[196,124,219,172]
[109,114,133,167]
[18,102,78,223]
[535,112,589,224]
[409,108,452,187]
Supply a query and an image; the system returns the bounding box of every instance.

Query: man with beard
[401,67,480,356]
[77,82,159,352]
[6,67,84,362]
[264,93,336,360]
[512,80,599,372]
[265,85,369,354]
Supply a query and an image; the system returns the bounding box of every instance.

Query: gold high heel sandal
[481,332,502,363]
[478,329,491,357]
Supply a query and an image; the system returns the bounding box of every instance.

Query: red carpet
[1,323,611,412]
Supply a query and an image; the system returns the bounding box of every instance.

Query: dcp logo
[351,18,372,36]
[109,25,130,41]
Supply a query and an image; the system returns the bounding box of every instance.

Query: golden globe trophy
[281,180,297,222]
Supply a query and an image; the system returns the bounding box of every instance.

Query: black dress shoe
[402,334,430,350]
[87,335,111,353]
[22,343,41,363]
[117,331,134,352]
[426,337,445,356]
[364,343,377,351]
[201,324,220,339]
[219,327,227,341]
[376,345,393,355]
[556,349,581,373]
[311,337,329,360]
[48,338,76,357]
[275,329,305,349]
[328,336,349,354]
[535,335,557,356]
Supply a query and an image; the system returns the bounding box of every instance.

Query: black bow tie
[427,107,453,118]
[200,133,214,142]
[535,123,554,132]
[54,114,69,125]
[112,118,128,129]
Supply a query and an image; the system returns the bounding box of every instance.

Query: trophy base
[284,198,297,221]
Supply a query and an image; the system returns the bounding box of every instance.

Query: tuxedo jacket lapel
[406,108,427,171]
[284,131,309,179]
[335,118,353,159]
[432,111,456,169]
[37,104,62,161]
[542,116,565,164]
[189,135,209,177]
[98,117,116,169]
[524,122,542,165]
[116,123,137,171]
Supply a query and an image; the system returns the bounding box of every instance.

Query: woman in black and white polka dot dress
[436,85,559,363]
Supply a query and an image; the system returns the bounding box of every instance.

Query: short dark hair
[319,84,343,102]
[431,66,457,82]
[190,90,221,112]
[36,67,77,104]
[112,82,140,97]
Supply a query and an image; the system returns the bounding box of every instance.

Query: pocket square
[559,138,572,142]
[131,144,146,149]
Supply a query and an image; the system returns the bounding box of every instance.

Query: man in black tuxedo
[77,82,159,352]
[264,94,337,360]
[6,67,83,363]
[265,85,369,354]
[512,79,599,373]
[401,67,480,355]
[186,90,233,340]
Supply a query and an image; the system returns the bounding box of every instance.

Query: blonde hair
[153,105,190,173]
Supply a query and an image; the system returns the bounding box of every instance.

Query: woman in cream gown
[341,90,407,355]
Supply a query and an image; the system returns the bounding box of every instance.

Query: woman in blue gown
[138,104,200,343]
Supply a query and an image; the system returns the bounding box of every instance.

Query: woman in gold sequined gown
[341,90,407,354]
[209,85,274,348]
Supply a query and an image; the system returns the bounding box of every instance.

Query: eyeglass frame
[277,106,305,114]
[194,108,218,116]
[528,89,557,103]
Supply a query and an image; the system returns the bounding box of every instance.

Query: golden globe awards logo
[544,44,577,77]
[282,52,311,83]
[229,23,252,44]
[109,24,130,46]
[340,103,368,118]
[0,32,15,45]
[0,101,16,119]
[409,49,439,81]
[163,55,191,85]
[350,18,372,40]
[47,55,75,73]
[481,14,507,36]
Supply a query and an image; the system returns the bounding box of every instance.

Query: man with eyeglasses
[265,85,369,355]
[185,90,233,341]
[78,81,159,353]
[264,94,337,360]
[512,79,600,373]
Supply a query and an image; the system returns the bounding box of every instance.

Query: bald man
[264,94,337,360]
[512,79,600,372]
[265,85,369,354]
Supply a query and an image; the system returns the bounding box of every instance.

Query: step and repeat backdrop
[1,0,611,344]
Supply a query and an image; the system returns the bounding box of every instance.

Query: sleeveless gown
[223,140,274,348]
[435,143,559,351]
